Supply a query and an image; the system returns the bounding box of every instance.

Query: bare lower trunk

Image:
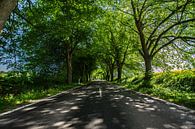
[66,48,72,84]
[105,70,110,81]
[88,73,91,81]
[117,64,122,82]
[82,65,86,82]
[144,55,152,86]
[0,0,17,31]
[110,67,114,81]
[109,63,114,81]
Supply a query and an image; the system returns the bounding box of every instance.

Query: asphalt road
[0,81,195,129]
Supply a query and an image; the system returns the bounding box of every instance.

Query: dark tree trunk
[110,67,114,81]
[88,73,91,81]
[82,65,86,82]
[117,64,122,82]
[143,55,152,86]
[109,62,115,81]
[0,0,17,31]
[66,48,72,84]
[106,70,110,81]
[86,74,88,82]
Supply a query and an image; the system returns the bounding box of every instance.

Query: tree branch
[151,37,179,57]
[146,0,190,47]
[13,10,34,27]
[0,0,18,31]
[151,36,195,57]
[173,43,195,54]
[130,0,138,21]
[118,19,139,34]
[139,0,148,20]
[116,7,134,17]
[153,18,195,49]
[138,49,144,58]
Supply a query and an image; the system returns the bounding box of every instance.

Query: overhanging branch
[151,36,195,57]
[13,10,34,27]
[146,0,191,48]
[151,18,195,53]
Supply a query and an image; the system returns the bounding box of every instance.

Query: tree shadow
[0,81,194,129]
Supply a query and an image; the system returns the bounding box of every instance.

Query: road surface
[0,81,195,129]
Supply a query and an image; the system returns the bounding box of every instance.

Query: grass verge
[0,84,81,113]
[123,84,195,110]
[121,70,195,110]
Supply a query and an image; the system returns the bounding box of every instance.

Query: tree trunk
[0,0,17,31]
[106,70,110,81]
[143,55,152,86]
[82,65,85,82]
[117,64,122,82]
[88,73,91,81]
[86,74,88,82]
[110,67,114,81]
[66,48,72,84]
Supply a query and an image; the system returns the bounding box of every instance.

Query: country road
[0,81,195,129]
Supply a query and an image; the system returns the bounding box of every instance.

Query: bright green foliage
[123,69,195,109]
[1,0,101,84]
[115,0,195,81]
[0,83,80,112]
[0,72,33,96]
[153,70,195,92]
[92,10,139,81]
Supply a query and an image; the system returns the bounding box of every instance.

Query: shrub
[0,72,33,96]
[153,70,195,92]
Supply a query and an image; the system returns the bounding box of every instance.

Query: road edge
[119,85,195,113]
[0,85,83,117]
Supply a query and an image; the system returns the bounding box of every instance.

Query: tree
[118,0,195,84]
[1,0,101,85]
[0,0,17,31]
[93,11,133,82]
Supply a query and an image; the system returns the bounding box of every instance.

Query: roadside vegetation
[0,72,81,112]
[122,69,195,109]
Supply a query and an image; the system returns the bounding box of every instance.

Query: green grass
[122,70,195,109]
[0,84,81,113]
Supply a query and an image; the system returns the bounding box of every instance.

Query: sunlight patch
[23,107,36,111]
[62,123,72,128]
[145,107,155,111]
[85,118,105,129]
[48,111,55,114]
[53,121,65,127]
[144,98,154,103]
[163,124,176,129]
[60,110,70,113]
[76,98,82,101]
[28,125,46,129]
[170,107,176,110]
[40,109,50,113]
[71,106,79,110]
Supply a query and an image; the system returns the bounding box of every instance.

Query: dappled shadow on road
[0,81,195,129]
[116,88,195,129]
[0,83,127,129]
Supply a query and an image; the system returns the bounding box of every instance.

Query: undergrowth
[0,84,80,113]
[123,70,195,109]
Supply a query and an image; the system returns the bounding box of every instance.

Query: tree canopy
[0,0,194,85]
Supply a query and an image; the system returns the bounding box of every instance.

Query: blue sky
[0,65,9,71]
